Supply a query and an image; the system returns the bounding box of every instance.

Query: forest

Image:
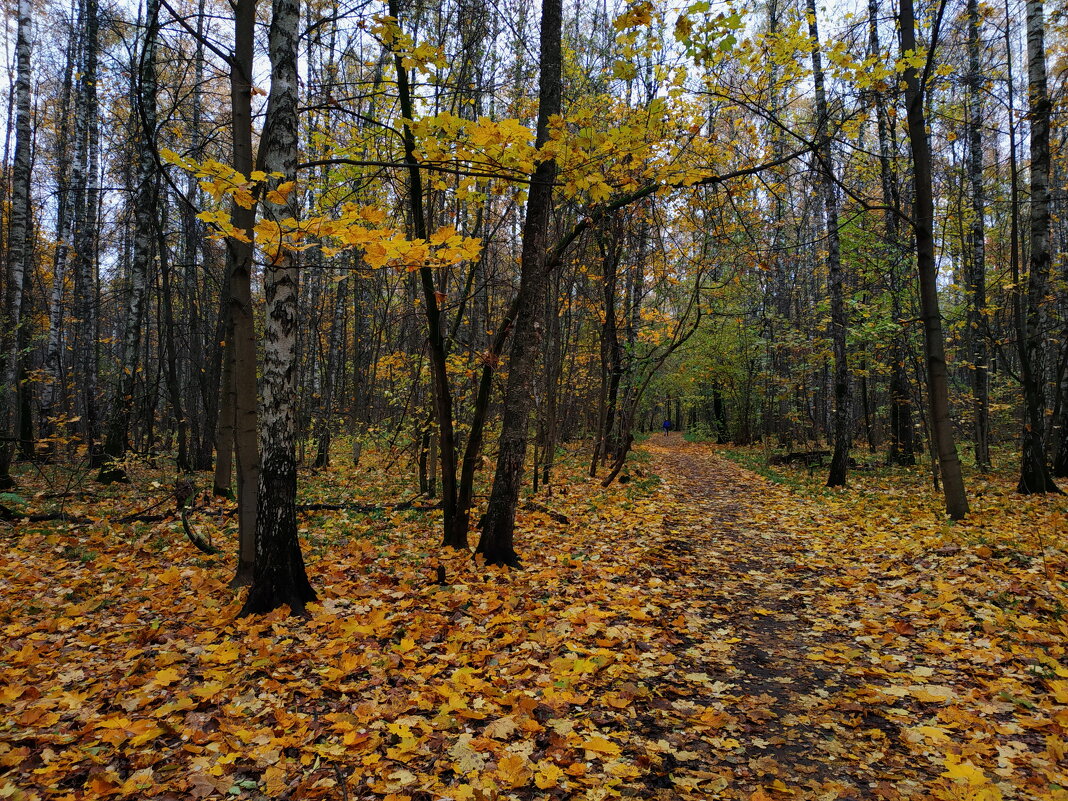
[1,0,1067,796]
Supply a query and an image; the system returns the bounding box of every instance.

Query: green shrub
[683,422,716,442]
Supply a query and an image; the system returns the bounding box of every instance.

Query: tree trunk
[476,0,562,567]
[100,0,159,483]
[313,266,346,469]
[228,0,261,586]
[868,0,915,467]
[157,197,190,471]
[807,0,850,488]
[1016,0,1061,494]
[598,227,624,464]
[0,0,34,487]
[183,0,212,471]
[73,0,101,464]
[540,270,563,490]
[40,24,77,461]
[899,0,969,518]
[213,327,235,496]
[388,0,464,549]
[965,0,991,472]
[240,0,316,617]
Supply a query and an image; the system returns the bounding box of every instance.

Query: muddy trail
[624,436,943,800]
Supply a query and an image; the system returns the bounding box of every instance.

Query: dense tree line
[0,0,1065,612]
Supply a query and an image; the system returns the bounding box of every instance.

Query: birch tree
[1016,0,1061,494]
[99,0,160,484]
[240,0,316,615]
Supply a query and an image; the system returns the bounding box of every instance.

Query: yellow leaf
[430,225,457,245]
[605,759,640,778]
[942,755,997,790]
[97,715,133,730]
[1049,680,1068,703]
[204,641,239,664]
[266,181,296,205]
[152,667,180,687]
[908,684,955,703]
[612,59,638,81]
[192,681,227,699]
[121,773,155,798]
[262,766,286,796]
[534,760,564,789]
[581,735,621,756]
[603,692,631,709]
[448,734,486,774]
[127,720,165,747]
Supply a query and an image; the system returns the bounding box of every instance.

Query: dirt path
[626,436,931,800]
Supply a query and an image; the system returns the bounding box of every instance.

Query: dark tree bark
[0,0,34,487]
[213,317,235,497]
[388,0,465,549]
[72,0,101,463]
[869,0,914,467]
[227,0,262,586]
[898,0,969,518]
[313,271,346,469]
[476,0,563,567]
[965,0,991,472]
[157,197,190,472]
[182,0,214,472]
[591,223,624,476]
[806,0,849,487]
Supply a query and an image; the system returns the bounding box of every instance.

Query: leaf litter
[0,439,1066,800]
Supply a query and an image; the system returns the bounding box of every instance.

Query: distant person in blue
[662,419,671,434]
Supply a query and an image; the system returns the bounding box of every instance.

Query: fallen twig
[297,495,439,513]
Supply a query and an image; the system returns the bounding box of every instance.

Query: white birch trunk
[99,0,159,482]
[241,0,315,615]
[1017,0,1061,493]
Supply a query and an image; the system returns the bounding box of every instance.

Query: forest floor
[0,436,1067,800]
